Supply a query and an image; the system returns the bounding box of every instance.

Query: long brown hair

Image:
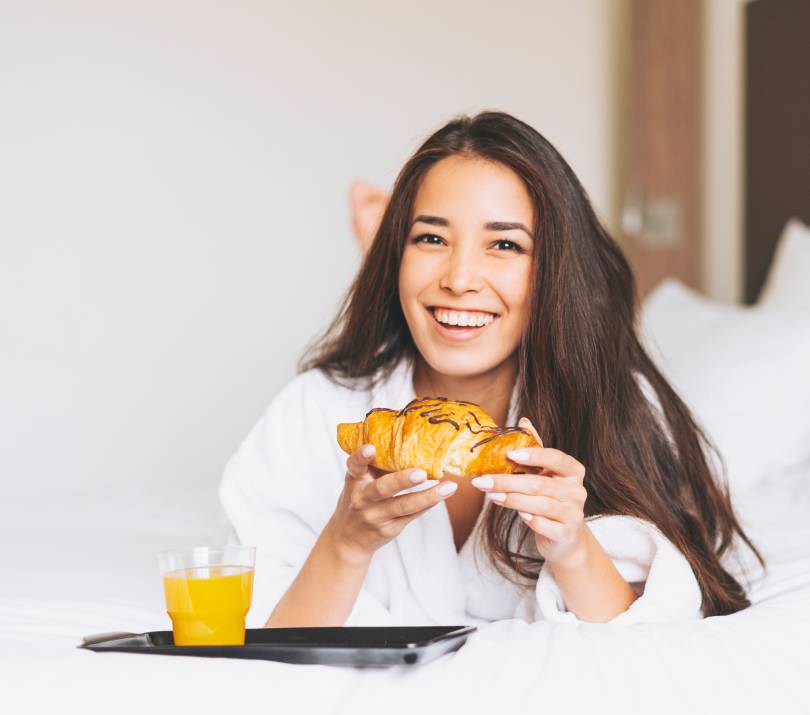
[300,111,764,616]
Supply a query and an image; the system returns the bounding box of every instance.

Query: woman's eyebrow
[411,214,449,227]
[411,215,533,238]
[485,221,533,238]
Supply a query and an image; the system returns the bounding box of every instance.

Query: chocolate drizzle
[466,410,500,435]
[399,396,469,415]
[397,398,466,431]
[398,398,425,416]
[470,427,528,452]
[365,407,397,417]
[427,413,460,430]
[367,396,528,445]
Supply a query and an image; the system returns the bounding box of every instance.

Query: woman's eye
[412,233,444,245]
[493,239,525,253]
[410,234,526,252]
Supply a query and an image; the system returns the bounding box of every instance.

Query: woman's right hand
[328,443,458,563]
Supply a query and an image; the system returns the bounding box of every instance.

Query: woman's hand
[470,418,589,567]
[329,443,458,564]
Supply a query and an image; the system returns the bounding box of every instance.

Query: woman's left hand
[471,418,589,567]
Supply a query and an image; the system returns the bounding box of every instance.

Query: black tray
[80,626,477,666]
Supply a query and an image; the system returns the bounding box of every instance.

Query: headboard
[744,0,810,303]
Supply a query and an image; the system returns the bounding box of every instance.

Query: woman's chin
[419,351,507,383]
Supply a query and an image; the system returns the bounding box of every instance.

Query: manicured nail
[471,476,494,489]
[362,444,376,459]
[485,492,506,502]
[519,511,533,521]
[393,480,439,497]
[507,449,529,462]
[409,469,427,484]
[438,482,458,497]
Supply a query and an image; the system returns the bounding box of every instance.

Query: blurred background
[0,0,799,510]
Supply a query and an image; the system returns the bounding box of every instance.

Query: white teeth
[432,308,496,327]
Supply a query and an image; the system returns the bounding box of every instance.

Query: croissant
[336,397,538,478]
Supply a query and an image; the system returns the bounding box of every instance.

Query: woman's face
[399,155,535,379]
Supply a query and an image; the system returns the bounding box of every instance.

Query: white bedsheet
[2,468,809,715]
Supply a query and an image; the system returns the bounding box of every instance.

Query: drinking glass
[157,545,255,646]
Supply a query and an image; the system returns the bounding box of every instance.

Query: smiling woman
[399,156,534,404]
[219,111,764,630]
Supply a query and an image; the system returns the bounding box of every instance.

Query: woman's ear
[348,180,390,254]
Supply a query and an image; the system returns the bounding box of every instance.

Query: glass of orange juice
[158,546,255,646]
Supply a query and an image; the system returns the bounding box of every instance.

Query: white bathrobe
[218,357,703,627]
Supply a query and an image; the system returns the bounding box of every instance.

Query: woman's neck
[411,355,518,427]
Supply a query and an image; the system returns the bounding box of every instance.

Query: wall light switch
[640,198,683,248]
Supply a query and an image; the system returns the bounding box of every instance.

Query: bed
[4,2,810,712]
[2,462,810,713]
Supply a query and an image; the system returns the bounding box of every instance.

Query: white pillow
[758,218,810,308]
[640,279,810,495]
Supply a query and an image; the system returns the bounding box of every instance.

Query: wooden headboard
[744,0,810,303]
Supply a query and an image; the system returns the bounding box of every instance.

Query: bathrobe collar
[372,356,520,624]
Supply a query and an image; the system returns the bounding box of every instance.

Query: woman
[219,111,763,627]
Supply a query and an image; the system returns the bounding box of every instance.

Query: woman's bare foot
[348,180,390,254]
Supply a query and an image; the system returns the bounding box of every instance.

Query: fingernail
[519,511,533,521]
[409,469,427,484]
[362,444,376,459]
[437,482,458,497]
[485,492,506,502]
[471,476,494,489]
[393,480,439,497]
[507,449,529,462]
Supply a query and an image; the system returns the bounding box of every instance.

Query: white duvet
[2,461,809,715]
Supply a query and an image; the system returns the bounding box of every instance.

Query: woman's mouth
[426,306,499,342]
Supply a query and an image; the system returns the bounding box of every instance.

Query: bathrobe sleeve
[534,374,703,625]
[534,514,704,624]
[218,369,394,627]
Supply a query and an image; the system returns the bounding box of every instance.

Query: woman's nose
[438,250,485,294]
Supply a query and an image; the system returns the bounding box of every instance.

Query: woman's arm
[265,444,457,627]
[545,525,638,622]
[265,517,373,628]
[471,417,638,623]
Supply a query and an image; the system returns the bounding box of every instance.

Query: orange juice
[162,565,254,645]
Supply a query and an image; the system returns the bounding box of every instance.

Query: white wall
[0,1,618,502]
